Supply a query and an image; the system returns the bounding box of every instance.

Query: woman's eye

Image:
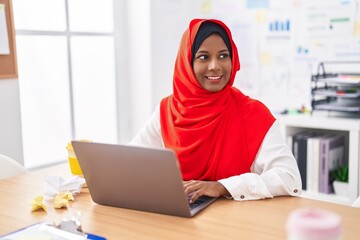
[197,55,208,60]
[220,53,229,59]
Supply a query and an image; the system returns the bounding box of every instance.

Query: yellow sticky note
[260,52,273,64]
[201,0,212,15]
[256,10,267,24]
[354,20,360,36]
[58,191,74,201]
[54,198,68,209]
[31,196,47,212]
[54,191,74,209]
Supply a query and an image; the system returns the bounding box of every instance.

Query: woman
[130,19,301,204]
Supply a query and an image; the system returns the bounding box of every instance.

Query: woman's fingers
[183,181,226,203]
[183,180,202,203]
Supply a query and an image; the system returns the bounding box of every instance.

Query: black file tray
[311,62,360,115]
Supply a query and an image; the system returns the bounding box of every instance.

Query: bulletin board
[0,0,17,79]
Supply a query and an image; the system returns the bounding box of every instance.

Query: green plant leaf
[330,165,348,182]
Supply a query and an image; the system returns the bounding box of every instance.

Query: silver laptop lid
[71,141,216,217]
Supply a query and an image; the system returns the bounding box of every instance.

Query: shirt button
[240,195,245,199]
[294,189,298,193]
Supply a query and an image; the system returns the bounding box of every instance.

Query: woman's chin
[204,83,226,92]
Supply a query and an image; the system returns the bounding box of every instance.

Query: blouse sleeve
[218,120,302,201]
[128,105,164,148]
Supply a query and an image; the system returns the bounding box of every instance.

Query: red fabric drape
[160,19,275,181]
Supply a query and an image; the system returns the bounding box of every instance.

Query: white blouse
[130,105,302,201]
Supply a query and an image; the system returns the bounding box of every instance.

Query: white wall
[126,0,153,138]
[150,0,200,109]
[0,79,24,165]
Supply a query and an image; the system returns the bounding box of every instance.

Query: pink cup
[286,207,342,240]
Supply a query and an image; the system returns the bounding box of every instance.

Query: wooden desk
[0,164,359,239]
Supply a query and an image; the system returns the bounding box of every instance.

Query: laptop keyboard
[188,196,213,210]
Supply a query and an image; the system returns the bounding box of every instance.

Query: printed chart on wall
[193,0,360,113]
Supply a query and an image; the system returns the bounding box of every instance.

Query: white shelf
[278,114,360,206]
[301,191,349,206]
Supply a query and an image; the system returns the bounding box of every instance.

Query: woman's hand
[183,180,230,203]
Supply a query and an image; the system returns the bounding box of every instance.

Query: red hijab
[160,19,275,181]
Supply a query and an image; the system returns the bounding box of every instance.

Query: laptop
[71,141,217,217]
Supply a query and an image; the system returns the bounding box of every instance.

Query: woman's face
[193,34,232,92]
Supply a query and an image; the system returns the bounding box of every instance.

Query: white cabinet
[278,114,360,206]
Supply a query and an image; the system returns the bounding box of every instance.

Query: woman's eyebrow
[196,49,229,54]
[196,50,209,54]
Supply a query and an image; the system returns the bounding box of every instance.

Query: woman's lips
[205,75,223,82]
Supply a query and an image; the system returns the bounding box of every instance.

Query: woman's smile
[205,75,223,82]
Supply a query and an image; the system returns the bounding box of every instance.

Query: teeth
[207,76,221,80]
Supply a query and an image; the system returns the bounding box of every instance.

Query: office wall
[150,1,197,110]
[126,0,153,138]
[0,79,24,164]
[150,0,360,113]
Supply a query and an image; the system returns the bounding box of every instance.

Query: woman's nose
[208,58,220,71]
